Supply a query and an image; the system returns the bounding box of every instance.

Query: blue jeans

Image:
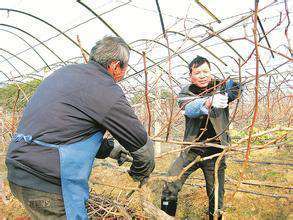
[9,182,66,220]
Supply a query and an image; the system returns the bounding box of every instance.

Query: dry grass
[0,144,292,219]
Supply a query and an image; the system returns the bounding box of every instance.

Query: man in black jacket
[6,36,155,220]
[161,56,240,219]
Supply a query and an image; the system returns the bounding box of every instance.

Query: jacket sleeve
[101,94,149,152]
[101,94,155,181]
[177,87,209,118]
[225,79,242,102]
[184,98,209,118]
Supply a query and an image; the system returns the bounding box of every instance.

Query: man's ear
[107,61,116,75]
[112,61,120,70]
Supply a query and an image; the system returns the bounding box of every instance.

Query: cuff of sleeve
[184,98,208,118]
[129,138,155,179]
[95,138,114,159]
[200,104,209,115]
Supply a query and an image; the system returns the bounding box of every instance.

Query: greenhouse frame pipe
[194,0,221,23]
[94,2,275,80]
[178,4,274,55]
[77,0,143,76]
[130,38,188,64]
[193,24,245,62]
[0,48,38,73]
[77,0,181,87]
[0,23,65,65]
[166,30,227,66]
[0,8,88,55]
[0,69,41,83]
[76,0,151,77]
[0,54,23,77]
[0,70,11,80]
[257,15,274,58]
[0,28,51,69]
[76,0,121,38]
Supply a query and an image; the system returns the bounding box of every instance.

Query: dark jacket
[178,79,240,156]
[6,61,150,194]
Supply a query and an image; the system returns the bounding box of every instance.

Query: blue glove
[225,79,234,90]
[225,79,241,101]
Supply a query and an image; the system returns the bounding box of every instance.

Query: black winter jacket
[6,61,151,194]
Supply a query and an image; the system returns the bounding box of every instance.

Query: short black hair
[188,56,211,74]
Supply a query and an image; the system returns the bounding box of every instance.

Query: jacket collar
[188,79,221,95]
[87,60,114,80]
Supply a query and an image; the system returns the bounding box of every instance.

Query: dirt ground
[0,145,292,219]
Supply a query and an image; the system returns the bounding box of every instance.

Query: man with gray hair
[6,36,155,219]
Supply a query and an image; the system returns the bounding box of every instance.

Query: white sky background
[0,0,292,94]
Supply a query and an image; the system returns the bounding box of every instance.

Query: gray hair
[89,36,130,68]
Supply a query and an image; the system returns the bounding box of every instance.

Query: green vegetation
[0,79,42,111]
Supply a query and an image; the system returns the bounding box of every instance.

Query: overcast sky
[0,0,292,88]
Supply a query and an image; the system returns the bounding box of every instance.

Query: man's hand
[109,141,133,165]
[225,79,241,101]
[208,93,228,109]
[96,138,132,166]
[128,138,155,182]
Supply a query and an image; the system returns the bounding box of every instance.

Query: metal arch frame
[0,8,88,55]
[126,8,266,78]
[0,69,11,80]
[0,56,89,85]
[76,0,142,78]
[76,0,121,38]
[127,47,182,87]
[0,28,51,69]
[126,17,251,80]
[130,48,182,88]
[77,0,182,88]
[0,23,65,65]
[0,69,41,83]
[0,54,23,77]
[177,8,264,57]
[0,48,38,73]
[166,30,227,66]
[76,0,154,75]
[189,24,245,62]
[130,38,188,64]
